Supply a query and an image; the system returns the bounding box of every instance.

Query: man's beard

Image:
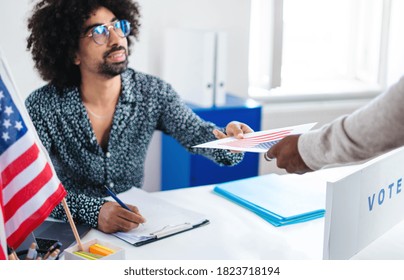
[99,46,129,77]
[99,58,128,77]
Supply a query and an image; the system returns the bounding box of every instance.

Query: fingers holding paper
[213,121,254,140]
[213,121,254,153]
[98,201,146,233]
[266,134,312,174]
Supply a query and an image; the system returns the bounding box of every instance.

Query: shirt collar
[119,68,138,104]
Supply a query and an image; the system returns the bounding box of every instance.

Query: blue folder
[213,173,326,226]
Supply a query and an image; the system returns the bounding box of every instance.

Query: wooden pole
[61,198,84,251]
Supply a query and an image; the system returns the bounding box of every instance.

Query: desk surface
[81,168,404,260]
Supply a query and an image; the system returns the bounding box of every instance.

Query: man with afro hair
[25,0,252,233]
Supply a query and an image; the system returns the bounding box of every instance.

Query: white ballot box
[323,147,404,259]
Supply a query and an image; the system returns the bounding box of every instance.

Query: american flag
[0,187,6,260]
[0,59,66,251]
[218,129,292,150]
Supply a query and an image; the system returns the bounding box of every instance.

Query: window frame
[248,0,393,103]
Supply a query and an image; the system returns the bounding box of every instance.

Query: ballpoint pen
[104,185,132,212]
[104,186,145,226]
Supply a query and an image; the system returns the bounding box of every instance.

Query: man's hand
[97,201,146,233]
[266,134,313,174]
[213,121,254,140]
[212,121,254,153]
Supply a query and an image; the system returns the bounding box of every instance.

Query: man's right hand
[266,134,313,174]
[97,201,146,233]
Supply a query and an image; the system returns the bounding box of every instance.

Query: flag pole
[61,198,84,251]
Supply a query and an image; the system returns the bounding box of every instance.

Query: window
[249,0,392,100]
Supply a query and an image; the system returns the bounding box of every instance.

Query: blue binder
[213,173,326,226]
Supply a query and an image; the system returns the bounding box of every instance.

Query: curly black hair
[27,0,141,88]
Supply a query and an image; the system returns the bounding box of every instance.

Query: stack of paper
[110,188,209,246]
[214,173,326,226]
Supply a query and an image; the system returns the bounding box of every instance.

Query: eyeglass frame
[81,19,131,45]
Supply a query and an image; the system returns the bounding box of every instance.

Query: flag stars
[14,121,23,131]
[4,106,13,116]
[3,119,11,129]
[0,90,4,99]
[2,132,10,142]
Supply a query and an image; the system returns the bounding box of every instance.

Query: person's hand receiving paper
[265,134,313,174]
[212,121,254,153]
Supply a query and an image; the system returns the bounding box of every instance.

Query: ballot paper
[193,123,317,153]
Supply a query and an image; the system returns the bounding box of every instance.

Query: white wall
[0,0,251,192]
[138,0,251,98]
[0,1,42,98]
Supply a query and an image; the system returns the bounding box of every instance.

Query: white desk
[80,167,404,260]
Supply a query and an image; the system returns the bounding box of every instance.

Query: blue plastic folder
[213,173,326,226]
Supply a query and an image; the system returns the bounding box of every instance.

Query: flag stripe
[243,130,292,141]
[3,148,47,205]
[0,132,32,173]
[5,182,65,248]
[219,130,292,148]
[241,131,290,141]
[5,173,63,237]
[0,190,7,260]
[224,131,291,143]
[4,163,53,221]
[1,144,39,190]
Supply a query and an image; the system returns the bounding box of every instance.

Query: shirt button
[106,152,111,158]
[109,182,114,188]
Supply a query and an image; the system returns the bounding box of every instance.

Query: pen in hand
[104,185,132,212]
[103,185,145,228]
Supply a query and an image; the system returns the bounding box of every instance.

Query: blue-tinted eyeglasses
[83,19,131,45]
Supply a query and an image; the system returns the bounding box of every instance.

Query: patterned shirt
[25,68,243,228]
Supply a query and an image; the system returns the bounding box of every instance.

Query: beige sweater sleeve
[298,75,404,170]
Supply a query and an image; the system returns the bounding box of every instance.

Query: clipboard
[108,188,210,247]
[113,219,209,247]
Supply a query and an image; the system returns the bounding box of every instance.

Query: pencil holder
[63,239,125,260]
